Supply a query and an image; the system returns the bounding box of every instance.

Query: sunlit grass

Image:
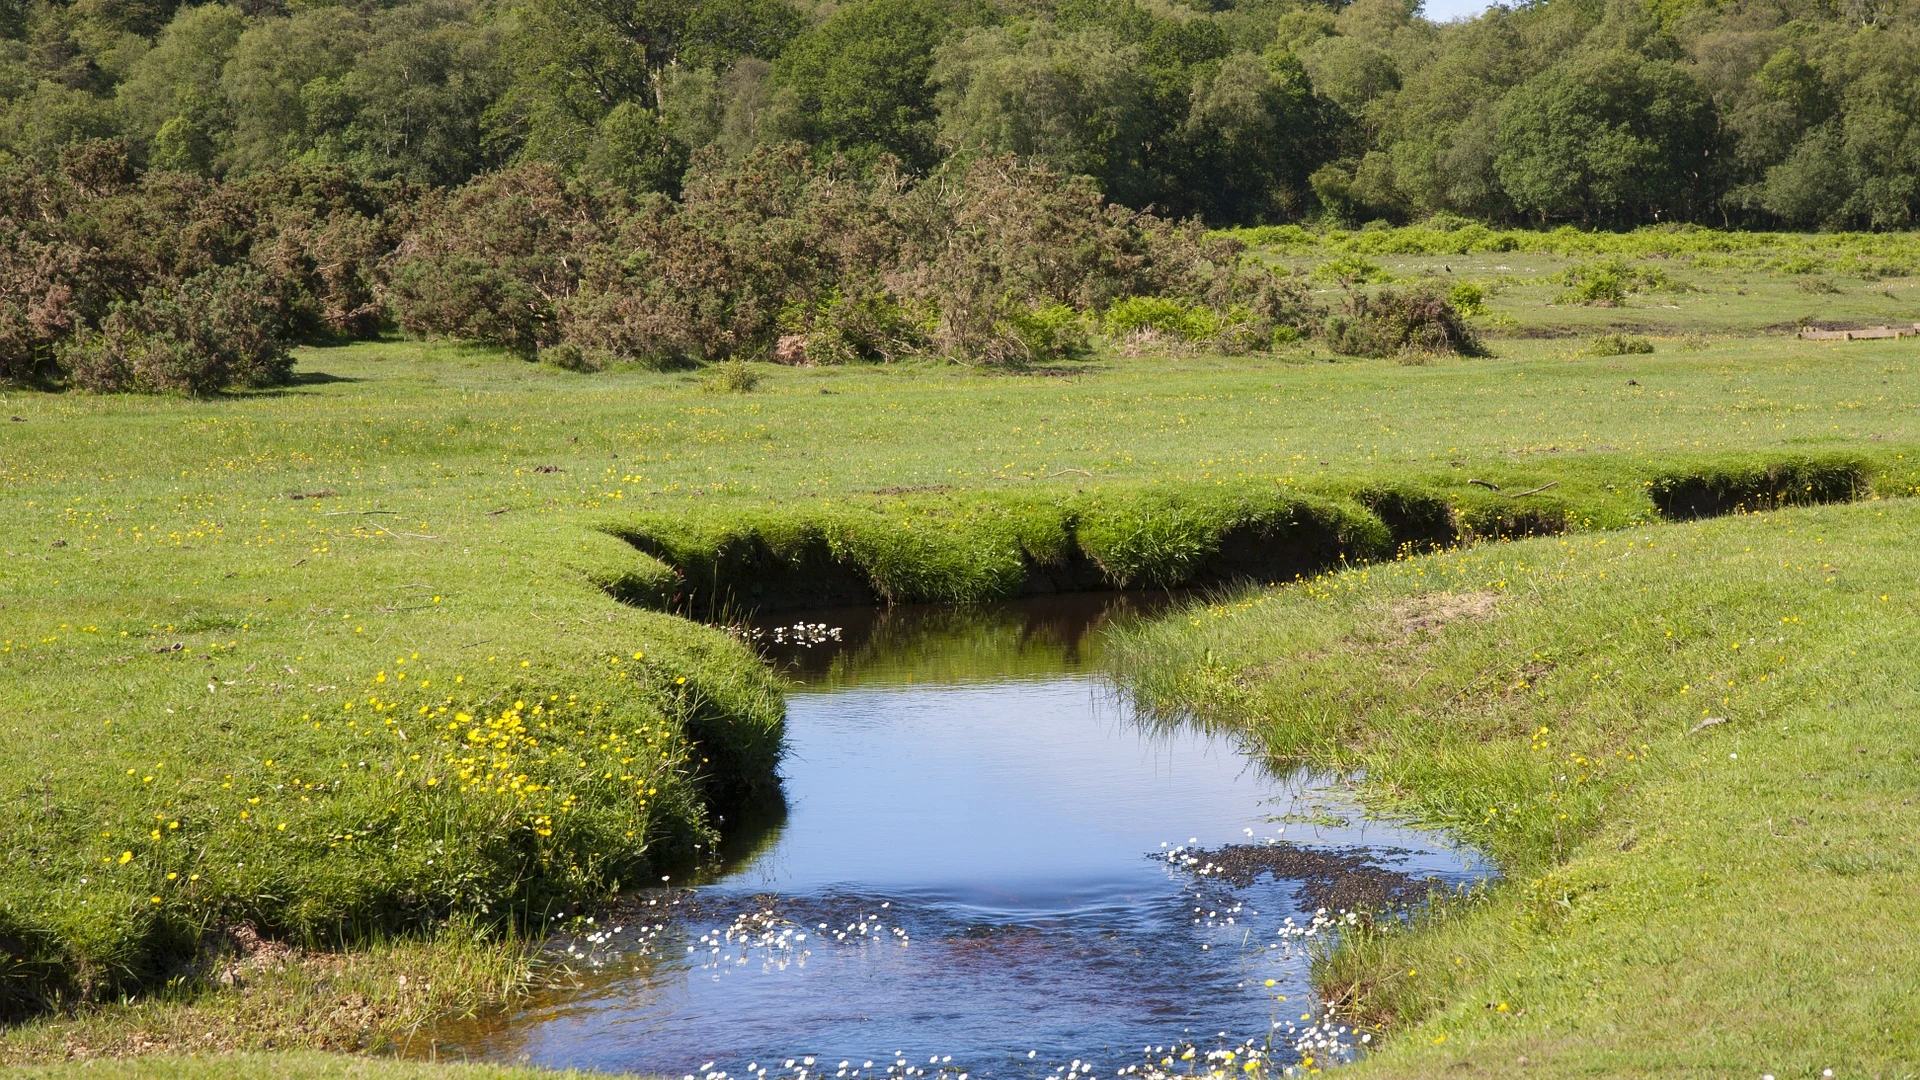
[2,317,1917,1070]
[1109,501,1920,1075]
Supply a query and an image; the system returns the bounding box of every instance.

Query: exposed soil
[1384,590,1498,642]
[1181,843,1445,911]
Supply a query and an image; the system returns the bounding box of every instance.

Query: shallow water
[436,595,1484,1077]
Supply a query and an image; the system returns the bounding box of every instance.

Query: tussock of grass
[1107,501,1920,1074]
[0,920,533,1063]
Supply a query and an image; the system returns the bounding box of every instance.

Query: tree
[769,0,986,171]
[932,23,1154,203]
[1494,50,1719,225]
[502,0,799,169]
[1175,49,1327,222]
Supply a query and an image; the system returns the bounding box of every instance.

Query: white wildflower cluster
[691,907,811,972]
[817,902,911,945]
[730,623,844,647]
[685,1052,972,1080]
[551,895,688,969]
[1157,841,1223,876]
[1275,909,1361,941]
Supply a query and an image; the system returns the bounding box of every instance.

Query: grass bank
[1107,500,1920,1076]
[0,1053,622,1079]
[603,451,1895,615]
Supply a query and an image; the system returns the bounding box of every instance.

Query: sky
[1421,0,1501,23]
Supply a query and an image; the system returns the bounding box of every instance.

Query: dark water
[436,595,1485,1078]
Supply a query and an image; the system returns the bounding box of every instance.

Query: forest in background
[9,0,1920,392]
[8,0,1920,229]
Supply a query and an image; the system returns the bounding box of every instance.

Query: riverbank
[1108,499,1920,1076]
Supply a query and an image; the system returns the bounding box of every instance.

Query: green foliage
[1494,51,1718,226]
[1322,284,1483,359]
[1553,258,1675,307]
[1447,280,1486,315]
[769,0,985,172]
[700,358,763,392]
[1585,332,1654,356]
[788,290,933,365]
[1312,253,1389,284]
[1102,295,1217,341]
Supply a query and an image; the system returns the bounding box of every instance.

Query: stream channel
[438,593,1487,1077]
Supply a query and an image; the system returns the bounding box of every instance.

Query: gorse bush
[387,148,1317,368]
[1323,285,1484,360]
[0,146,403,392]
[60,266,293,394]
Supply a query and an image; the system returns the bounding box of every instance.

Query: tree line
[7,0,1920,230]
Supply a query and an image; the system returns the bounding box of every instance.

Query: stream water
[436,594,1485,1077]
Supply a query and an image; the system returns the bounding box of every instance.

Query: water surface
[439,595,1483,1077]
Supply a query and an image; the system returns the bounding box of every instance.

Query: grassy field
[1109,501,1920,1077]
[2,231,1919,1073]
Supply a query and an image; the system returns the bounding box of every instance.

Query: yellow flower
[118,851,133,864]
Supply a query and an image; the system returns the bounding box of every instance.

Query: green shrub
[1447,282,1487,316]
[987,301,1091,367]
[788,289,932,364]
[59,266,292,394]
[1553,259,1676,306]
[1323,285,1485,359]
[700,359,763,393]
[1312,254,1390,285]
[1586,333,1654,356]
[1102,296,1217,341]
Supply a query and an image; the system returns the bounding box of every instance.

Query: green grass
[3,276,1920,1070]
[2,1053,624,1078]
[1107,501,1920,1076]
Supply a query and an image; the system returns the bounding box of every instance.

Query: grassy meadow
[1110,501,1920,1077]
[1,231,1918,1074]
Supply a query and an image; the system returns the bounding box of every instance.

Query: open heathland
[2,250,1919,1073]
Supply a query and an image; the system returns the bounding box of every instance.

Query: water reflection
[430,593,1484,1077]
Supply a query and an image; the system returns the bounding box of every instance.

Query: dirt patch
[1383,590,1498,643]
[1181,843,1444,910]
[872,484,953,496]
